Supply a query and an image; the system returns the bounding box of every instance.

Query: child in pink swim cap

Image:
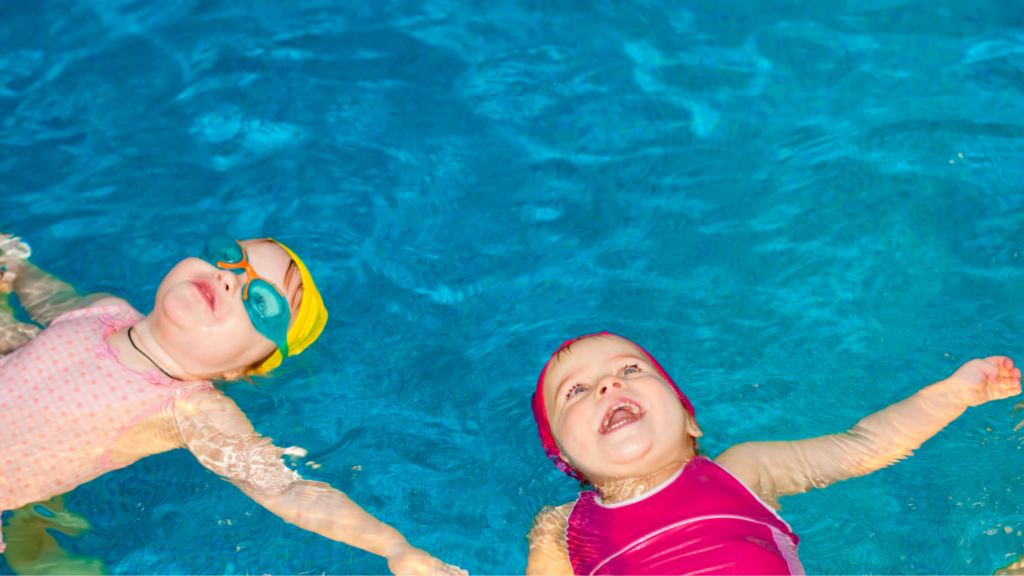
[527,332,1022,575]
[0,233,464,576]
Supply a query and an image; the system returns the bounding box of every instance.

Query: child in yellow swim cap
[0,232,465,576]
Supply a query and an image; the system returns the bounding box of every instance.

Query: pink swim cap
[531,332,696,482]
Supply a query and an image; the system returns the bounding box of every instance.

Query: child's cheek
[559,409,590,451]
[160,286,197,326]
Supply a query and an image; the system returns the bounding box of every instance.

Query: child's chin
[159,293,210,329]
[600,443,656,466]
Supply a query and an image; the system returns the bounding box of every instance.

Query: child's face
[151,239,301,376]
[543,335,701,483]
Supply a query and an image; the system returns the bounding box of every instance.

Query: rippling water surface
[3,0,1024,573]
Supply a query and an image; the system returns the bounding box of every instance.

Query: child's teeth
[603,402,642,432]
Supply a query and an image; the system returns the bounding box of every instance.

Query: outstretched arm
[0,234,114,326]
[2,259,96,326]
[716,357,1022,505]
[173,389,465,576]
[0,294,40,354]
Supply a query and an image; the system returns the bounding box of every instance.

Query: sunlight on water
[3,0,1024,573]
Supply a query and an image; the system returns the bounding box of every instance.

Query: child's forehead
[242,240,289,274]
[240,239,302,309]
[542,335,647,393]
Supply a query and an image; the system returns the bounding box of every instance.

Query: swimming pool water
[3,0,1024,573]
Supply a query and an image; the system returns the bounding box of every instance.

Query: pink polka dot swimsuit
[0,304,213,551]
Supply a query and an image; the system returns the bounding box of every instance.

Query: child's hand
[0,317,40,353]
[0,234,31,259]
[386,543,468,576]
[947,356,1022,407]
[0,260,23,293]
[0,234,31,293]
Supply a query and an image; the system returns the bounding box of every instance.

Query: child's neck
[593,456,693,504]
[109,317,189,380]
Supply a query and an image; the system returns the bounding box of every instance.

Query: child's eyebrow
[555,368,585,399]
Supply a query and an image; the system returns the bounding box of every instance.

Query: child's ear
[557,447,577,468]
[685,417,703,439]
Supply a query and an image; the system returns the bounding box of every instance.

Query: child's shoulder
[526,503,574,575]
[714,444,783,510]
[528,502,573,542]
[85,295,132,310]
[50,296,138,325]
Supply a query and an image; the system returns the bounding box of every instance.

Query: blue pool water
[4,0,1024,573]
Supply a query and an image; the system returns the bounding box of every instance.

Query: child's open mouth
[191,280,218,312]
[600,399,645,434]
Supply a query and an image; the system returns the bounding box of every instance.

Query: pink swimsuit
[566,456,804,575]
[0,304,213,551]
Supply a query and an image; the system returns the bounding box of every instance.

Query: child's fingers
[437,562,467,576]
[16,323,40,339]
[431,560,467,576]
[972,357,1022,383]
[0,270,15,293]
[995,371,1022,387]
[993,377,1022,400]
[999,385,1022,399]
[985,356,1015,371]
[0,237,30,259]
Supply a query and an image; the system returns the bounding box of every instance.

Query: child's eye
[622,365,641,376]
[566,384,588,399]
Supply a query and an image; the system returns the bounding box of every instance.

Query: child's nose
[596,376,624,398]
[215,270,239,296]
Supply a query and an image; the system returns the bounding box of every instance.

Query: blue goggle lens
[246,279,290,357]
[199,234,291,358]
[200,233,245,274]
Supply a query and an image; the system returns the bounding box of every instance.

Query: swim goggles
[200,234,290,357]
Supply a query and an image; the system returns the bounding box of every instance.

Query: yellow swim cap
[255,239,329,374]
